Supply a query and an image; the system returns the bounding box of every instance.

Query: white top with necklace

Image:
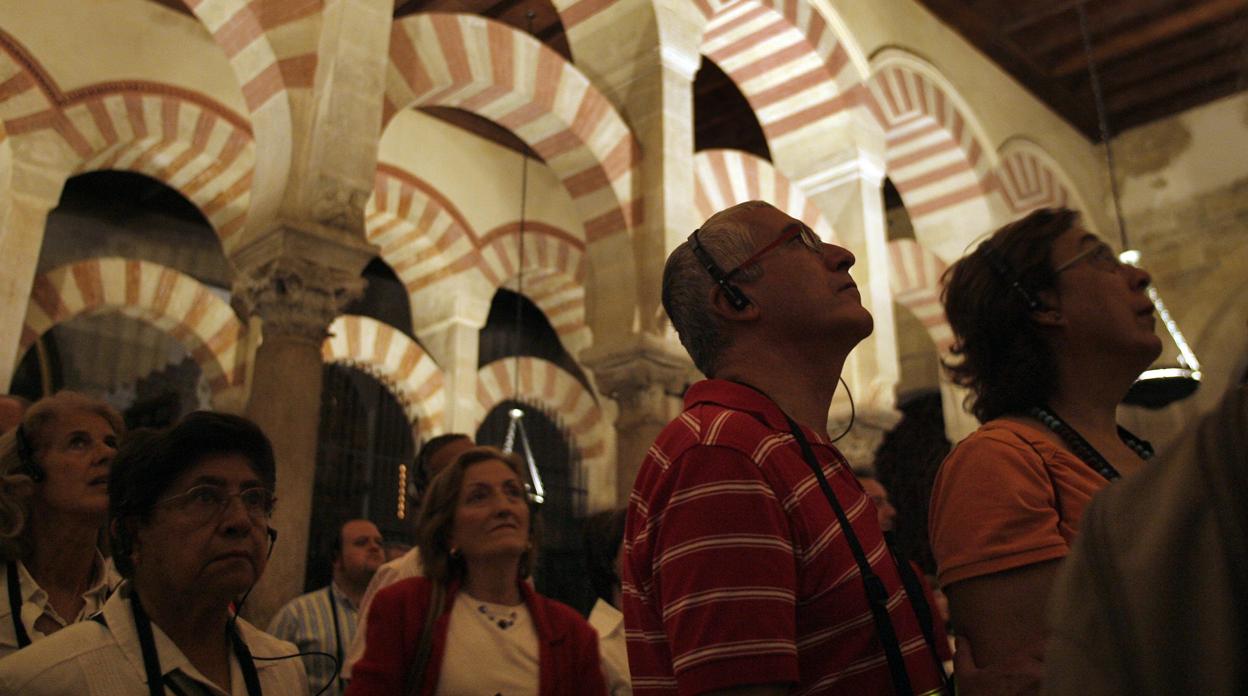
[436,592,539,696]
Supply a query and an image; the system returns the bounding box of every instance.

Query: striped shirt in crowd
[268,583,358,696]
[622,380,945,696]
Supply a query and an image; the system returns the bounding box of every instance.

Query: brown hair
[941,208,1077,423]
[415,446,538,585]
[0,391,124,562]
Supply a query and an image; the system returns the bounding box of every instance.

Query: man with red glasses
[622,201,949,696]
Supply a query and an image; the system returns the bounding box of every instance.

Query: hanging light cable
[503,10,545,504]
[1076,1,1201,408]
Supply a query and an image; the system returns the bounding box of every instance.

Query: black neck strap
[326,586,344,692]
[6,562,32,649]
[785,417,949,695]
[1029,406,1154,482]
[130,590,264,696]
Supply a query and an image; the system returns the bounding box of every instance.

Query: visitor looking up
[929,207,1161,695]
[624,200,948,695]
[0,391,123,658]
[346,446,605,696]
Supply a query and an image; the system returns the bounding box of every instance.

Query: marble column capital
[582,334,695,422]
[234,254,366,343]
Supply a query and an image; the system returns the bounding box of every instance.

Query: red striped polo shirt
[622,380,945,695]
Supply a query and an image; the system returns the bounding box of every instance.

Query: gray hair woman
[0,391,122,658]
[0,411,307,695]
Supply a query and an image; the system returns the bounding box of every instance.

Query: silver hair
[661,201,774,376]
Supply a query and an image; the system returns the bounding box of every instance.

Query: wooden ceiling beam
[1113,77,1243,131]
[1052,0,1248,76]
[1106,53,1244,112]
[1003,0,1088,34]
[1020,0,1159,61]
[914,0,1100,136]
[1093,18,1247,92]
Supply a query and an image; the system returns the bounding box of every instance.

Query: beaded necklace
[1029,405,1154,481]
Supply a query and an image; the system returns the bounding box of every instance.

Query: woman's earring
[450,546,461,558]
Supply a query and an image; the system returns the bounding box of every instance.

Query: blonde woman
[0,391,123,657]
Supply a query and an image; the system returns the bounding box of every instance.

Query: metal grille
[306,363,417,591]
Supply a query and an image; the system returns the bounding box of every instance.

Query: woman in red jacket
[347,446,606,696]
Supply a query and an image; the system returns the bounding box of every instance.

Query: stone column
[418,316,485,436]
[231,223,370,625]
[0,161,63,390]
[583,335,694,502]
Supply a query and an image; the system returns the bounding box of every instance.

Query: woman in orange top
[929,207,1161,694]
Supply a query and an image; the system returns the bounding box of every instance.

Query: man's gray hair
[662,201,774,376]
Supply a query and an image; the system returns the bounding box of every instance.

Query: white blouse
[435,592,539,696]
[0,555,119,659]
[0,589,307,696]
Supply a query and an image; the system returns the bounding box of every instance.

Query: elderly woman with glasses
[928,207,1161,694]
[0,411,307,696]
[347,446,606,696]
[0,391,123,658]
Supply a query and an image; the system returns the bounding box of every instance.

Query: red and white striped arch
[179,0,316,113]
[479,221,590,354]
[476,356,610,500]
[385,13,639,244]
[19,258,245,393]
[888,239,953,352]
[322,315,447,434]
[368,166,590,354]
[367,165,481,297]
[694,148,835,240]
[0,34,255,253]
[699,0,866,148]
[865,52,998,232]
[996,139,1087,218]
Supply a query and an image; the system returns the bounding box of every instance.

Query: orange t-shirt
[928,419,1112,588]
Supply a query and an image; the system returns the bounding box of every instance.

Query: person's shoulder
[941,418,1054,471]
[238,616,300,657]
[373,575,428,609]
[0,620,115,689]
[278,586,329,614]
[532,593,597,639]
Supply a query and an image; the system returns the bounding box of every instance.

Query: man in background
[269,519,384,696]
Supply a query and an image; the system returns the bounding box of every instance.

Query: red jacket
[346,576,607,696]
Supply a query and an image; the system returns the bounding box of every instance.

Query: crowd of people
[0,202,1240,695]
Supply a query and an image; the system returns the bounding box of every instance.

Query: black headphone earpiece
[689,229,752,311]
[14,425,45,483]
[266,527,278,560]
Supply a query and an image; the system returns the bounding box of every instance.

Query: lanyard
[5,562,32,649]
[784,417,950,695]
[1029,406,1153,481]
[326,586,344,693]
[130,591,264,696]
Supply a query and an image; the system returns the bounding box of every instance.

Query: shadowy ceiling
[916,0,1248,139]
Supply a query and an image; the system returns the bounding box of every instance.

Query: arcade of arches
[2,0,1245,621]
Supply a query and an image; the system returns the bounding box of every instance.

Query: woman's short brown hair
[415,445,538,585]
[0,391,124,561]
[941,208,1078,423]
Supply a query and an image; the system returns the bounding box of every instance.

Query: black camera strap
[131,590,263,696]
[6,562,32,649]
[785,416,950,695]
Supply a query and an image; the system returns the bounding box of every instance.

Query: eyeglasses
[1054,241,1125,274]
[723,222,821,279]
[157,484,275,526]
